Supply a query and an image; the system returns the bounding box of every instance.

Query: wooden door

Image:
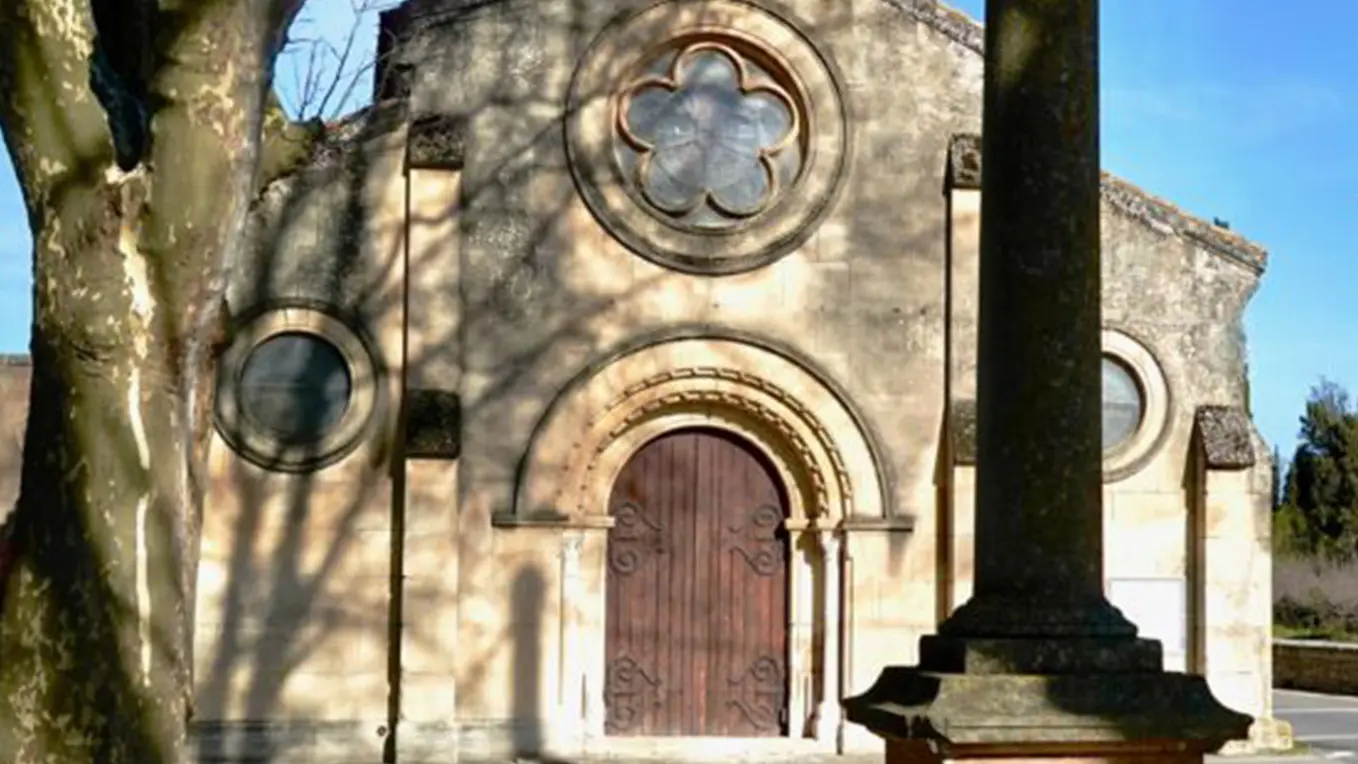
[604,428,789,737]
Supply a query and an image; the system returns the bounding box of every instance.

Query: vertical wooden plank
[639,440,656,735]
[668,432,688,735]
[691,431,708,736]
[707,430,725,736]
[657,434,673,735]
[652,439,663,735]
[719,432,740,736]
[661,433,680,735]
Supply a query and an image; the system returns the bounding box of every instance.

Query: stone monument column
[940,0,1129,643]
[843,1,1252,761]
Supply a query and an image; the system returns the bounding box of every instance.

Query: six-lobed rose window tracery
[616,41,805,231]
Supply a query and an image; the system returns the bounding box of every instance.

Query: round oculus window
[1101,355,1144,454]
[214,308,380,473]
[1100,330,1172,483]
[565,0,848,274]
[238,332,353,444]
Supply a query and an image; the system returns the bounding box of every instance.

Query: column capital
[560,529,585,560]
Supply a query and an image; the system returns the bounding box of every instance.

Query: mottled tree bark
[0,1,304,761]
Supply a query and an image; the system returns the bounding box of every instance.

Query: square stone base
[887,739,1204,763]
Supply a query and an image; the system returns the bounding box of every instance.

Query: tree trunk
[0,1,302,761]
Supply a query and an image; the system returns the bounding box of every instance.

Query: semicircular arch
[513,337,885,525]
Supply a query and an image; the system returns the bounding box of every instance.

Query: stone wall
[942,131,1272,727]
[392,0,992,753]
[190,105,409,761]
[0,356,29,523]
[0,356,30,608]
[1275,639,1358,696]
[0,0,1280,760]
[387,0,1276,752]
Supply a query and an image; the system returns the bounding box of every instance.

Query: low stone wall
[1275,638,1358,695]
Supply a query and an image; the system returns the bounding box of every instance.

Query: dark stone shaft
[971,1,1110,609]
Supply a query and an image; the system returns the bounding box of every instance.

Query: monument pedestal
[885,739,1206,764]
[844,636,1252,764]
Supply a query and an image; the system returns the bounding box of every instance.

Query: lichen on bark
[0,1,305,761]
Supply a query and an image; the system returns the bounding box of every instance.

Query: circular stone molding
[565,0,848,275]
[1102,328,1171,483]
[214,306,381,473]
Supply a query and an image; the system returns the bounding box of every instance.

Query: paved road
[1275,688,1358,759]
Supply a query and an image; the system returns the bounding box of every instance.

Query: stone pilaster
[815,528,844,747]
[558,530,585,740]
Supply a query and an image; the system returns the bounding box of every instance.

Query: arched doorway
[603,428,790,737]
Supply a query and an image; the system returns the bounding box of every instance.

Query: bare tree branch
[279,0,401,121]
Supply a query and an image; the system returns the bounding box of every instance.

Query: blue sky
[959,0,1358,462]
[0,1,1350,459]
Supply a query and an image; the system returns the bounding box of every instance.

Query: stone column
[938,0,1130,640]
[786,526,814,738]
[558,530,585,739]
[814,529,843,746]
[843,1,1252,760]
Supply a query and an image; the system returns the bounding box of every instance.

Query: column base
[844,636,1252,755]
[812,701,844,750]
[917,634,1163,674]
[1218,717,1294,756]
[939,595,1139,639]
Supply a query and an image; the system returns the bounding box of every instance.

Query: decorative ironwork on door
[726,657,787,733]
[603,428,790,737]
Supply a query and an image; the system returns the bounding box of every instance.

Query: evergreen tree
[1279,379,1358,560]
[1272,445,1283,512]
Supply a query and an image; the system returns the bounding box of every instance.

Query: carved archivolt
[587,367,853,519]
[513,340,883,525]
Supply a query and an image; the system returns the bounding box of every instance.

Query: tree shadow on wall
[189,2,674,756]
[510,565,574,764]
[512,568,545,759]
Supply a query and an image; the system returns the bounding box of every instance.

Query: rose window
[616,43,804,230]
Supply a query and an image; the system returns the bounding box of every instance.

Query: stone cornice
[947,134,1268,274]
[378,0,1270,276]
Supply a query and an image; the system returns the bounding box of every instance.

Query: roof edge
[1194,405,1258,470]
[947,134,1268,274]
[375,0,1268,273]
[884,0,986,54]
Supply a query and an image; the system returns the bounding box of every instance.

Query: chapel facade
[2,0,1280,761]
